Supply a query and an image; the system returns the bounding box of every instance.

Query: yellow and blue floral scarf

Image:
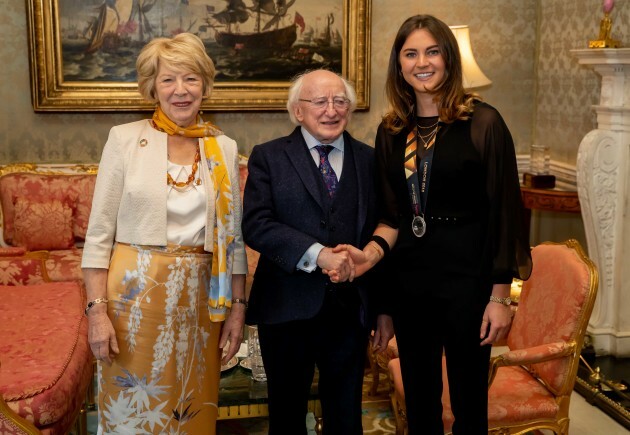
[152,106,235,321]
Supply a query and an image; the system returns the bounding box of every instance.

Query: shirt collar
[301,127,345,152]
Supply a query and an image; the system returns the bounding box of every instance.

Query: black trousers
[257,289,368,435]
[393,277,491,435]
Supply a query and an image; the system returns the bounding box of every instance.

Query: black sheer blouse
[375,102,532,285]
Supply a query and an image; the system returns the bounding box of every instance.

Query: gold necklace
[417,126,438,149]
[418,128,438,140]
[167,148,202,187]
[417,119,439,130]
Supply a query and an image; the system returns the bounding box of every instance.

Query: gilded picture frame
[27,0,371,112]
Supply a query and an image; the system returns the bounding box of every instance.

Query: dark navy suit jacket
[242,127,378,326]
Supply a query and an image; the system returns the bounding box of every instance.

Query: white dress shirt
[297,127,344,272]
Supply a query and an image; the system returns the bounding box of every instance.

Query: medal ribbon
[404,125,438,229]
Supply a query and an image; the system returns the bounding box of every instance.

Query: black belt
[426,215,475,224]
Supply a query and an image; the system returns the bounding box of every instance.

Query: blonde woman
[81,33,247,434]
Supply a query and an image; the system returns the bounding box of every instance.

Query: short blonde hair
[136,33,215,103]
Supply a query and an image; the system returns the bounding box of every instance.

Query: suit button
[320,220,326,227]
[330,226,336,232]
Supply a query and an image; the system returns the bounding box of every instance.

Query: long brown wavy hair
[383,15,478,134]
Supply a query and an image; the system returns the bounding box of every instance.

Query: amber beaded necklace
[166,148,202,188]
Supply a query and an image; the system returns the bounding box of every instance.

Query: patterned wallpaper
[1,0,627,166]
[535,0,630,164]
[1,0,537,164]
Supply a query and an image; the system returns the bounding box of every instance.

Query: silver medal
[412,215,426,238]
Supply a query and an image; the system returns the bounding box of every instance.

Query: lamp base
[523,172,556,189]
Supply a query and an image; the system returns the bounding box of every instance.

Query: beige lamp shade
[449,25,492,89]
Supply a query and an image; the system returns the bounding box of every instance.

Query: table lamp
[449,25,492,89]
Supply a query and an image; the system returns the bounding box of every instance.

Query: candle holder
[523,144,555,188]
[589,1,621,48]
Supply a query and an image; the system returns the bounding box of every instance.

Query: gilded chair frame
[487,239,599,435]
[0,361,40,435]
[387,239,599,435]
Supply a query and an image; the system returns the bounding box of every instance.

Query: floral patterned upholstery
[0,172,95,247]
[44,249,84,282]
[0,165,96,284]
[0,254,50,286]
[0,281,93,434]
[505,241,593,395]
[13,198,75,251]
[0,161,253,286]
[0,247,26,257]
[388,240,598,435]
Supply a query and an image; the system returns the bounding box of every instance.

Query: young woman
[335,15,532,434]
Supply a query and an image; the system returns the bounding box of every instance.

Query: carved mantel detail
[571,48,630,356]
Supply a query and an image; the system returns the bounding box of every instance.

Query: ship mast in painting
[210,0,298,50]
[84,0,157,53]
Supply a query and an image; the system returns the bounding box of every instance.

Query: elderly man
[242,69,394,435]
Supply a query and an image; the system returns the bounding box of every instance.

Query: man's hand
[317,247,354,282]
[327,244,376,280]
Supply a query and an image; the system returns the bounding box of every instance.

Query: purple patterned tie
[315,145,338,197]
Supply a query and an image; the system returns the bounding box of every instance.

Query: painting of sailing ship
[59,0,344,83]
[29,0,369,111]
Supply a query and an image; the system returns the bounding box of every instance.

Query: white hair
[286,70,358,125]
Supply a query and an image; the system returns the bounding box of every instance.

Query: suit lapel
[285,128,326,210]
[345,132,369,244]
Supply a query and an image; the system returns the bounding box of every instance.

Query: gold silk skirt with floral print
[98,243,222,435]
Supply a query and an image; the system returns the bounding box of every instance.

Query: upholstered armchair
[0,256,93,434]
[389,239,599,435]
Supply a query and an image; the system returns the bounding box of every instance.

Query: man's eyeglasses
[299,97,351,110]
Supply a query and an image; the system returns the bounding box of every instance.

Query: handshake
[317,240,386,283]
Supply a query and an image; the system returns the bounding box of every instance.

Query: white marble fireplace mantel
[570,48,630,357]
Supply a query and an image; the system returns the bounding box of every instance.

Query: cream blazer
[81,119,247,275]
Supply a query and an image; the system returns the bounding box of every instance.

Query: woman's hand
[324,225,399,283]
[219,304,245,363]
[372,314,394,353]
[220,274,246,364]
[83,268,119,365]
[480,283,513,346]
[88,310,119,365]
[480,303,513,346]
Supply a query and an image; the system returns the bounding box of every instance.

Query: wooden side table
[520,185,581,240]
